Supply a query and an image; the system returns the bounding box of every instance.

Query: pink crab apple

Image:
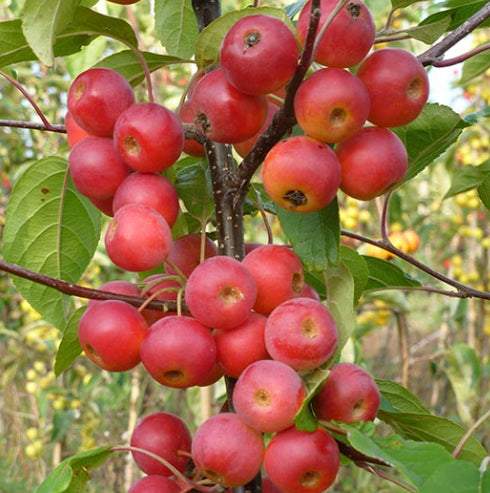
[189,68,268,143]
[112,172,180,227]
[357,47,430,127]
[105,203,172,272]
[128,475,181,493]
[242,244,305,315]
[113,102,184,173]
[140,315,217,388]
[87,280,141,309]
[67,67,135,137]
[220,14,299,95]
[78,300,148,372]
[294,68,370,143]
[65,111,93,148]
[140,274,182,325]
[297,0,375,68]
[265,297,338,371]
[130,412,192,476]
[232,359,307,433]
[262,135,341,213]
[312,362,381,423]
[184,256,257,330]
[335,126,408,201]
[264,427,340,493]
[192,413,264,487]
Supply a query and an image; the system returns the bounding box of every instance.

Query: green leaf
[362,256,421,291]
[96,49,188,87]
[340,246,368,305]
[194,6,296,69]
[51,410,76,443]
[54,307,85,376]
[277,199,340,272]
[464,106,490,125]
[460,49,490,84]
[419,460,481,493]
[400,14,451,43]
[21,0,80,67]
[35,447,113,493]
[444,160,490,198]
[420,2,489,32]
[294,373,328,432]
[155,0,199,59]
[377,379,430,414]
[477,173,490,213]
[391,0,421,8]
[3,157,101,329]
[394,103,470,184]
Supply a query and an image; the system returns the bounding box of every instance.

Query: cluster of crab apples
[65,0,430,491]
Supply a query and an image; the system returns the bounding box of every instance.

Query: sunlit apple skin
[130,412,192,476]
[220,14,299,95]
[357,48,429,127]
[185,256,257,330]
[233,359,306,433]
[262,136,341,213]
[68,67,135,137]
[112,172,180,227]
[297,0,375,68]
[265,297,338,371]
[78,300,148,372]
[190,68,268,143]
[192,413,264,487]
[128,475,181,493]
[335,126,408,201]
[312,362,381,423]
[140,315,217,388]
[264,427,340,493]
[242,244,305,315]
[105,204,172,272]
[294,68,370,143]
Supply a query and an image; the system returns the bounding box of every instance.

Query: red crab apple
[262,135,341,213]
[112,172,180,227]
[264,427,340,493]
[65,111,93,148]
[78,300,148,372]
[294,68,370,143]
[140,315,217,388]
[192,413,264,487]
[233,359,306,433]
[312,362,381,423]
[220,14,299,95]
[67,67,135,137]
[189,68,268,143]
[297,0,375,68]
[179,100,205,157]
[185,256,257,330]
[128,475,181,493]
[105,204,172,272]
[87,280,141,309]
[242,244,305,315]
[89,196,115,216]
[130,412,192,476]
[113,102,184,173]
[335,126,408,201]
[265,297,338,371]
[140,274,182,325]
[68,137,130,200]
[357,47,429,127]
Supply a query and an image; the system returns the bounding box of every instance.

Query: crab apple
[78,300,148,372]
[67,67,135,137]
[189,68,268,143]
[214,312,269,378]
[234,102,280,158]
[89,196,115,216]
[140,274,182,324]
[220,14,299,95]
[65,112,93,148]
[262,136,341,213]
[300,283,321,301]
[140,315,217,388]
[179,100,205,157]
[192,413,264,487]
[264,427,340,493]
[335,126,408,201]
[164,233,218,278]
[112,172,180,227]
[357,48,429,127]
[312,362,381,423]
[105,204,172,272]
[128,475,181,493]
[185,256,257,330]
[242,244,305,315]
[68,137,130,200]
[297,0,375,68]
[113,102,184,173]
[130,412,192,477]
[87,280,141,309]
[294,68,370,143]
[265,297,338,371]
[233,360,306,433]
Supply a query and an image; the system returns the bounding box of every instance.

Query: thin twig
[0,120,66,133]
[452,408,490,458]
